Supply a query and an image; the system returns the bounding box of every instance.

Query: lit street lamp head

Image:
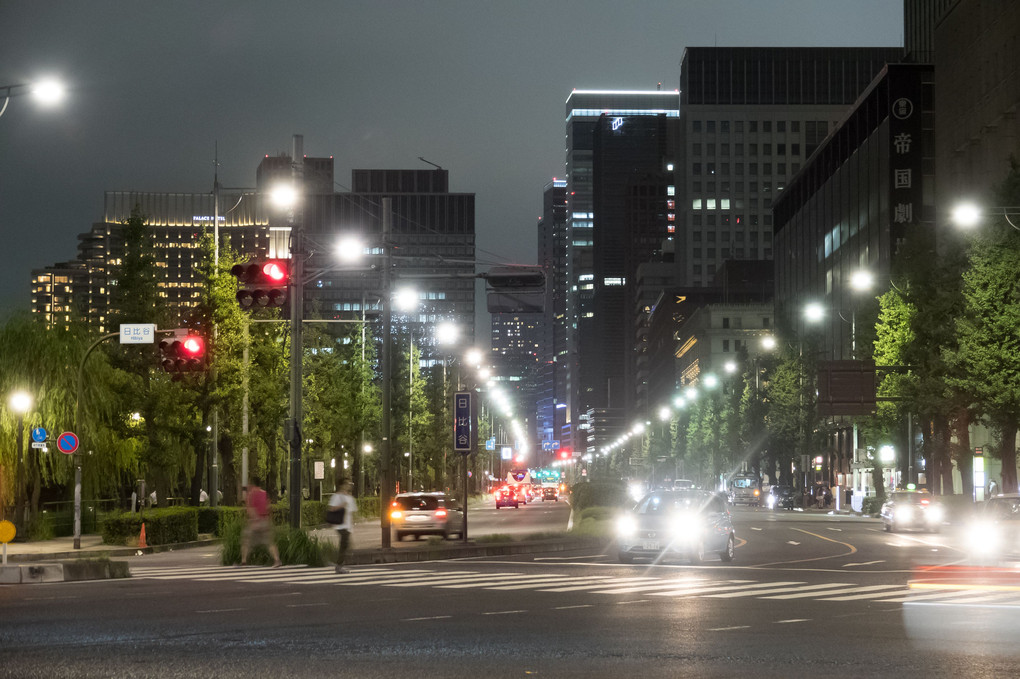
[951,202,981,228]
[269,183,298,209]
[31,79,65,106]
[9,390,32,414]
[804,302,825,323]
[850,270,874,292]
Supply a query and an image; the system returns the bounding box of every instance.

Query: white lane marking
[483,610,527,616]
[765,584,903,600]
[382,572,526,587]
[775,619,811,624]
[879,589,1009,604]
[540,577,662,593]
[593,579,752,595]
[402,615,452,621]
[786,541,801,546]
[649,581,802,598]
[708,626,751,631]
[827,528,843,532]
[617,600,649,604]
[554,605,594,610]
[286,602,329,608]
[196,607,246,614]
[708,582,855,598]
[486,576,612,591]
[843,561,885,567]
[750,527,763,531]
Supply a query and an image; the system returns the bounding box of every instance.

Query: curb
[0,559,130,584]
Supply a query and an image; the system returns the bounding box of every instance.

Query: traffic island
[0,559,130,584]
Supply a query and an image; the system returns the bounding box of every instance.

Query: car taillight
[435,509,447,518]
[391,511,403,519]
[754,489,760,496]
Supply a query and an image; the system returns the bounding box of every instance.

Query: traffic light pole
[288,135,304,530]
[380,197,393,549]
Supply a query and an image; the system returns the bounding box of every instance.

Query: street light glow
[435,321,459,345]
[951,202,981,228]
[335,236,364,262]
[269,183,298,209]
[10,390,32,414]
[761,335,777,351]
[804,302,825,323]
[32,78,65,105]
[850,270,874,292]
[394,287,418,312]
[464,348,483,366]
[703,374,719,389]
[658,406,671,421]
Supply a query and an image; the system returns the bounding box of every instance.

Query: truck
[728,473,761,506]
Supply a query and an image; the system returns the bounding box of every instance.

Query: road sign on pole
[31,427,47,443]
[57,432,79,455]
[453,392,474,453]
[119,323,156,344]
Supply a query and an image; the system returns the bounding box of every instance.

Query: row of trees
[606,163,1020,497]
[0,209,488,534]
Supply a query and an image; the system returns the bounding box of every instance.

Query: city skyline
[1,0,903,338]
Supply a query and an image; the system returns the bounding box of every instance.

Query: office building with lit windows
[676,47,902,288]
[563,89,680,453]
[31,157,476,360]
[536,178,568,451]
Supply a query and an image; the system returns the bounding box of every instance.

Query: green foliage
[277,527,328,567]
[196,506,244,536]
[861,496,883,516]
[101,508,199,546]
[570,481,628,514]
[578,506,615,522]
[474,533,513,543]
[356,495,380,520]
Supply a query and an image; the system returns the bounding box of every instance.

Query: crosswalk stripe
[438,574,602,590]
[591,579,751,595]
[708,582,856,598]
[649,581,803,597]
[539,577,664,593]
[878,589,1008,604]
[764,584,903,600]
[486,576,613,591]
[334,570,478,586]
[383,573,540,587]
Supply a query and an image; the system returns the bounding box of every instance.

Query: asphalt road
[2,506,1018,678]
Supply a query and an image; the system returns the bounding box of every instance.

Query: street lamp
[0,78,66,118]
[950,202,1020,231]
[9,390,33,531]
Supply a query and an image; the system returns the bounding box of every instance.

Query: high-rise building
[563,89,680,453]
[591,112,679,415]
[676,47,903,288]
[536,178,568,450]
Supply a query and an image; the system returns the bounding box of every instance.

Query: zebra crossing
[128,564,1020,607]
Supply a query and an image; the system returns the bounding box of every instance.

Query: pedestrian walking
[327,481,357,574]
[240,477,282,567]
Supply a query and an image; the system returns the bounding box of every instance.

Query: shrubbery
[569,480,629,514]
[102,507,199,546]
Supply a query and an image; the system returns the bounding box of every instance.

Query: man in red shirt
[240,477,282,567]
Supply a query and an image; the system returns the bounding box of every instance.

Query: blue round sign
[31,427,48,443]
[57,432,79,455]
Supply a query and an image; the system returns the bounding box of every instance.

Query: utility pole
[288,134,304,529]
[380,197,393,549]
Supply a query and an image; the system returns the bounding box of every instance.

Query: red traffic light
[230,259,289,310]
[181,336,204,356]
[558,448,572,460]
[262,261,287,282]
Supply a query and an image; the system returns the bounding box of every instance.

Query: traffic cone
[139,523,147,548]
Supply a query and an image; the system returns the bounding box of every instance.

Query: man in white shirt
[327,481,357,574]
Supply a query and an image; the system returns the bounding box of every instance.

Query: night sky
[0,1,903,332]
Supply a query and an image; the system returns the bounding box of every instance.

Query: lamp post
[9,391,32,531]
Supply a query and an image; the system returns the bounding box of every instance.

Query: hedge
[102,507,199,546]
[569,480,629,514]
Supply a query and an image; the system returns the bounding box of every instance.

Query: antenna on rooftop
[418,156,443,170]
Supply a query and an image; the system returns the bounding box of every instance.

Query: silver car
[391,492,465,541]
[617,490,736,564]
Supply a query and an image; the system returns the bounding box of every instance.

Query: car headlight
[617,515,638,538]
[672,512,704,541]
[766,495,776,508]
[925,505,944,523]
[967,520,1002,555]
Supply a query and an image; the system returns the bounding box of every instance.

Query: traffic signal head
[230,260,289,310]
[159,330,207,374]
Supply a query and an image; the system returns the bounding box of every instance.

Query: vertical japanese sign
[889,68,923,226]
[453,391,474,454]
